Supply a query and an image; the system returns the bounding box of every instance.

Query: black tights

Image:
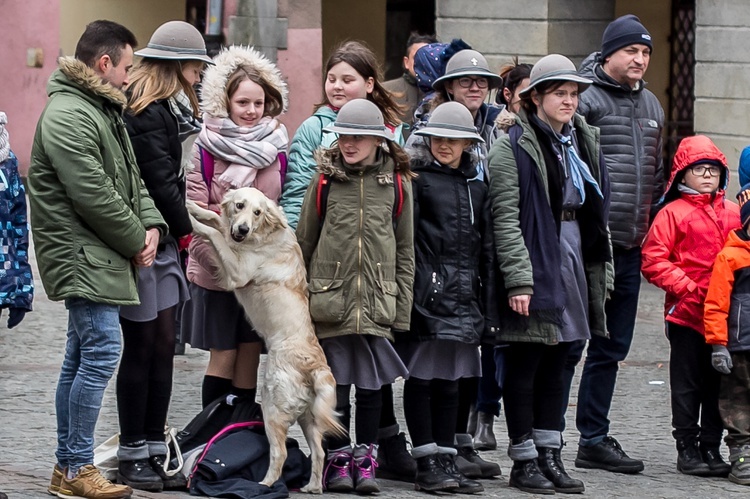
[404,377,459,448]
[117,307,177,444]
[503,341,571,441]
[328,384,382,450]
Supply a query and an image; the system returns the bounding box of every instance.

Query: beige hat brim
[519,73,592,96]
[323,123,394,141]
[433,70,503,91]
[415,125,484,143]
[134,47,213,64]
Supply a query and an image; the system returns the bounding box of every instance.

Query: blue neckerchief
[558,134,602,203]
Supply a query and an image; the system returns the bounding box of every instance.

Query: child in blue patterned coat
[0,112,34,328]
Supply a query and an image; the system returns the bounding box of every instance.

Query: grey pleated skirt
[119,242,189,322]
[321,334,409,390]
[181,282,262,351]
[558,220,591,343]
[396,339,481,381]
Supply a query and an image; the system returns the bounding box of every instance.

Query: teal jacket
[28,57,166,305]
[280,105,405,229]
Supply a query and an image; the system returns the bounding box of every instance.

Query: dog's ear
[259,199,288,234]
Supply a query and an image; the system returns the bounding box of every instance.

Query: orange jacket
[704,229,750,350]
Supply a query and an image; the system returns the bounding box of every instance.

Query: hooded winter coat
[295,148,415,340]
[578,53,665,250]
[641,135,740,335]
[28,57,166,305]
[407,141,499,344]
[187,46,289,291]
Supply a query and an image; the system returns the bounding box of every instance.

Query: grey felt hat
[135,21,213,64]
[432,50,503,91]
[414,102,484,142]
[520,54,591,96]
[323,99,394,141]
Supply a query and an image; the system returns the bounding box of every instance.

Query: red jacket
[641,135,741,334]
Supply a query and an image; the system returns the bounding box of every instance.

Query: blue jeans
[566,247,642,446]
[55,298,121,472]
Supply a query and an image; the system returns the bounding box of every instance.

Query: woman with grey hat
[487,54,611,495]
[296,98,415,495]
[407,49,503,181]
[115,20,212,492]
[395,101,501,494]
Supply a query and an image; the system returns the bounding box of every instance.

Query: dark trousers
[668,323,723,447]
[721,351,750,448]
[568,246,642,445]
[477,343,503,416]
[504,342,571,440]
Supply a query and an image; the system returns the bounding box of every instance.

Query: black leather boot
[118,459,164,492]
[438,454,484,494]
[537,447,585,493]
[677,438,712,476]
[149,455,187,490]
[414,454,459,492]
[700,446,731,477]
[509,459,555,495]
[376,432,418,482]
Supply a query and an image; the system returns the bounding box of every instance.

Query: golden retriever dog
[187,187,343,493]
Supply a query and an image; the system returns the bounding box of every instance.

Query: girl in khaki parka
[296,99,414,495]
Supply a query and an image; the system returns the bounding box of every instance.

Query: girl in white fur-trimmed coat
[182,46,289,411]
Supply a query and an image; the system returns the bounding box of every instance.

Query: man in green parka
[28,20,166,499]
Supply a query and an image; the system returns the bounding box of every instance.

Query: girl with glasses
[642,135,740,477]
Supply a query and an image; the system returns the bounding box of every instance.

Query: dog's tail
[312,369,347,437]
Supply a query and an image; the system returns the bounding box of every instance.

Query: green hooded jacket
[28,57,166,305]
[296,148,415,340]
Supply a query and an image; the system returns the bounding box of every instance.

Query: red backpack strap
[393,172,404,220]
[316,174,332,228]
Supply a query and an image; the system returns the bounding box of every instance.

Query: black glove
[7,308,27,328]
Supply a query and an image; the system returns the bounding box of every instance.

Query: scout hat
[323,99,394,141]
[135,20,213,64]
[414,102,484,142]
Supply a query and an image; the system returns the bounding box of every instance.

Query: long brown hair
[328,141,414,178]
[317,40,403,126]
[225,64,284,118]
[127,59,201,116]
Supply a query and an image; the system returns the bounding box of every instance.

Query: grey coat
[578,53,665,250]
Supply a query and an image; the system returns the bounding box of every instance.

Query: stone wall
[435,0,614,70]
[694,0,750,176]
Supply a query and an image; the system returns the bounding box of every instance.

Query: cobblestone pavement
[1,246,748,498]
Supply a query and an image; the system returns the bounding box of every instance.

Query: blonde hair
[127,59,201,116]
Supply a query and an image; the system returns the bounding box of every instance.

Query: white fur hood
[200,46,288,119]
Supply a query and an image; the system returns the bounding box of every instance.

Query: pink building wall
[0,0,61,175]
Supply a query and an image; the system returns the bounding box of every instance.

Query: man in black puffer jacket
[563,14,665,475]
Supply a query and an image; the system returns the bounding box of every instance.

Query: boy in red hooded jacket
[642,135,740,477]
[704,182,750,485]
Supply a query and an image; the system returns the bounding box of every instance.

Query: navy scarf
[507,124,565,327]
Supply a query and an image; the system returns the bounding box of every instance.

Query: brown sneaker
[48,464,64,495]
[57,465,132,499]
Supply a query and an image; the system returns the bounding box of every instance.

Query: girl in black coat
[116,21,212,492]
[398,102,499,494]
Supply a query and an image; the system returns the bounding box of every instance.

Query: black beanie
[600,14,653,61]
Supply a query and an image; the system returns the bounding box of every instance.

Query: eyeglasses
[688,165,722,177]
[456,77,489,89]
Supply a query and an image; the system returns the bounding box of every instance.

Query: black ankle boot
[537,447,585,493]
[677,439,712,476]
[149,455,187,490]
[414,454,459,492]
[700,446,731,477]
[118,459,164,492]
[509,459,555,495]
[376,432,418,482]
[438,454,484,494]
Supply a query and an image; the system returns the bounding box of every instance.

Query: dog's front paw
[189,214,217,238]
[300,482,323,494]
